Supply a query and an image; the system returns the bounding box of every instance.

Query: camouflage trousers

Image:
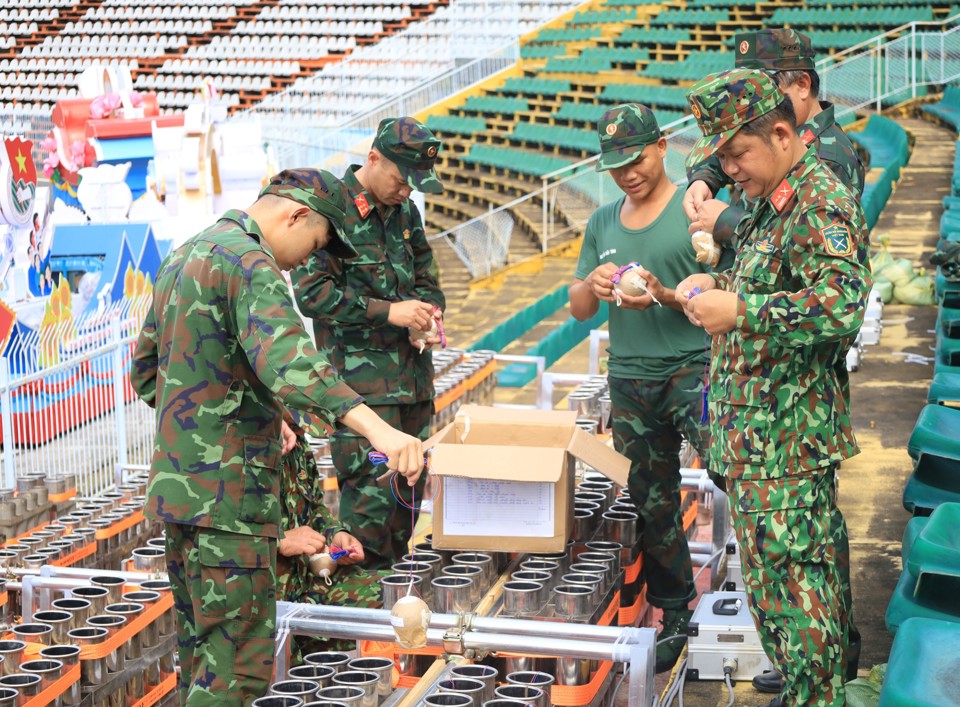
[831,468,860,677]
[608,367,709,610]
[729,471,845,707]
[332,401,431,570]
[165,522,277,707]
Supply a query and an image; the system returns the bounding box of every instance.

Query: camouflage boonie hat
[734,28,815,72]
[686,68,786,166]
[595,103,661,172]
[260,168,358,259]
[372,117,444,194]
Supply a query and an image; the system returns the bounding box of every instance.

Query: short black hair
[739,98,798,142]
[772,69,821,98]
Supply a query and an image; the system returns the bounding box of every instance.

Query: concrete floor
[441,113,949,706]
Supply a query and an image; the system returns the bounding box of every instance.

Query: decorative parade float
[0,64,272,447]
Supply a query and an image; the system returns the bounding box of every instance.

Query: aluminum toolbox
[685,590,774,681]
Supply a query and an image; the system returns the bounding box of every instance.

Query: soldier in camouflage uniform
[293,118,446,570]
[130,168,425,707]
[678,70,872,707]
[569,104,711,673]
[277,421,388,657]
[685,29,866,694]
[685,28,865,244]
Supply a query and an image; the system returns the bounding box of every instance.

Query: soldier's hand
[279,526,326,557]
[687,290,738,335]
[689,199,729,237]
[369,428,424,486]
[676,274,718,324]
[683,181,714,222]
[388,300,435,330]
[586,263,619,303]
[614,291,656,311]
[280,420,297,455]
[618,265,670,310]
[330,531,365,565]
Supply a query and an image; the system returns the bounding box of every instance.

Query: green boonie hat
[372,117,444,194]
[685,68,786,168]
[595,103,661,172]
[259,168,358,259]
[734,28,815,72]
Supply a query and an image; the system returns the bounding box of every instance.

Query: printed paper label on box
[442,478,555,537]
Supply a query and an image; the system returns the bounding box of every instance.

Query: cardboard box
[429,405,630,553]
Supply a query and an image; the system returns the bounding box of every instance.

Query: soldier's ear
[289,206,312,227]
[772,122,794,150]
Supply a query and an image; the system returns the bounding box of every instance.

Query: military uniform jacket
[707,150,872,481]
[293,166,445,406]
[131,210,364,538]
[690,101,866,244]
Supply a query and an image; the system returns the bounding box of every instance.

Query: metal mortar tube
[104,603,145,662]
[120,591,161,649]
[40,645,82,706]
[137,580,174,638]
[84,616,125,673]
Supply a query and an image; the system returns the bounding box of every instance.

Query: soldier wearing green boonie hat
[735,27,815,71]
[131,166,425,707]
[292,117,446,570]
[677,67,872,707]
[572,103,712,674]
[372,116,444,194]
[260,167,358,259]
[684,29,864,248]
[685,34,865,696]
[596,103,662,171]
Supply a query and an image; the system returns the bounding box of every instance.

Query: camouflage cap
[686,68,786,166]
[259,168,358,259]
[595,103,661,172]
[734,28,815,72]
[372,117,444,194]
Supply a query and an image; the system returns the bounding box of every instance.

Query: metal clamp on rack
[441,612,476,656]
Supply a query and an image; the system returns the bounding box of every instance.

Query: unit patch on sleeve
[820,222,854,257]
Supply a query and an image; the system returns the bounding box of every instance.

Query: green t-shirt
[574,188,709,380]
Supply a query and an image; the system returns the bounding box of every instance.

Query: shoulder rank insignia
[770,179,794,212]
[755,238,777,255]
[801,129,816,146]
[821,222,854,257]
[354,193,371,218]
[403,228,411,240]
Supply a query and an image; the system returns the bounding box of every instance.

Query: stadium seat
[903,405,960,515]
[885,504,960,634]
[879,617,960,707]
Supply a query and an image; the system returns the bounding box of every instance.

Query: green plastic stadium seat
[928,372,960,405]
[879,617,960,706]
[903,405,960,515]
[936,269,960,305]
[886,504,960,633]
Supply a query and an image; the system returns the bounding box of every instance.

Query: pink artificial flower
[40,134,58,153]
[42,153,59,178]
[70,140,87,168]
[129,91,143,108]
[89,94,108,119]
[103,93,122,113]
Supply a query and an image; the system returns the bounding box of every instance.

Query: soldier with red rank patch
[677,69,872,707]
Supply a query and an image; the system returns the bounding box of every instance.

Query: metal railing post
[541,177,549,254]
[876,39,883,112]
[112,319,128,470]
[912,25,917,99]
[0,357,15,490]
